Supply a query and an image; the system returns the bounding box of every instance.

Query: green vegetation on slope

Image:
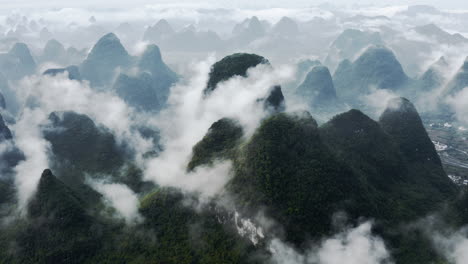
[188,118,243,171]
[205,53,268,95]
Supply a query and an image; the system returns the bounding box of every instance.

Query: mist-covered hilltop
[0,3,468,264]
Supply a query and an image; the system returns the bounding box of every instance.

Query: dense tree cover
[0,179,14,207]
[319,108,452,222]
[319,109,404,207]
[263,85,285,112]
[446,186,468,226]
[379,98,457,202]
[188,118,243,171]
[0,44,466,264]
[204,53,269,95]
[12,170,102,264]
[0,105,465,263]
[43,111,125,176]
[229,112,366,245]
[0,114,24,177]
[0,114,12,141]
[41,111,155,203]
[318,108,456,262]
[0,170,258,264]
[225,105,460,262]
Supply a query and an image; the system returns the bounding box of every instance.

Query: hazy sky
[2,0,468,9]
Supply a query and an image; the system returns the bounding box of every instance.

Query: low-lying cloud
[269,221,393,264]
[88,178,142,224]
[143,57,294,197]
[9,73,154,211]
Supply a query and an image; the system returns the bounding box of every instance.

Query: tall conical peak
[9,42,32,56]
[250,16,261,25]
[205,53,269,94]
[358,45,397,61]
[273,16,299,34]
[297,65,337,103]
[99,32,119,42]
[44,39,64,49]
[39,169,55,185]
[330,109,370,123]
[140,44,162,63]
[88,32,128,58]
[154,19,174,33]
[436,56,448,66]
[265,85,286,112]
[382,97,418,115]
[155,19,170,27]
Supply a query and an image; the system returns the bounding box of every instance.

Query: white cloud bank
[269,221,393,264]
[88,179,142,224]
[143,57,294,197]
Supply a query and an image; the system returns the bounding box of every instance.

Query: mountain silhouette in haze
[80,33,132,87]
